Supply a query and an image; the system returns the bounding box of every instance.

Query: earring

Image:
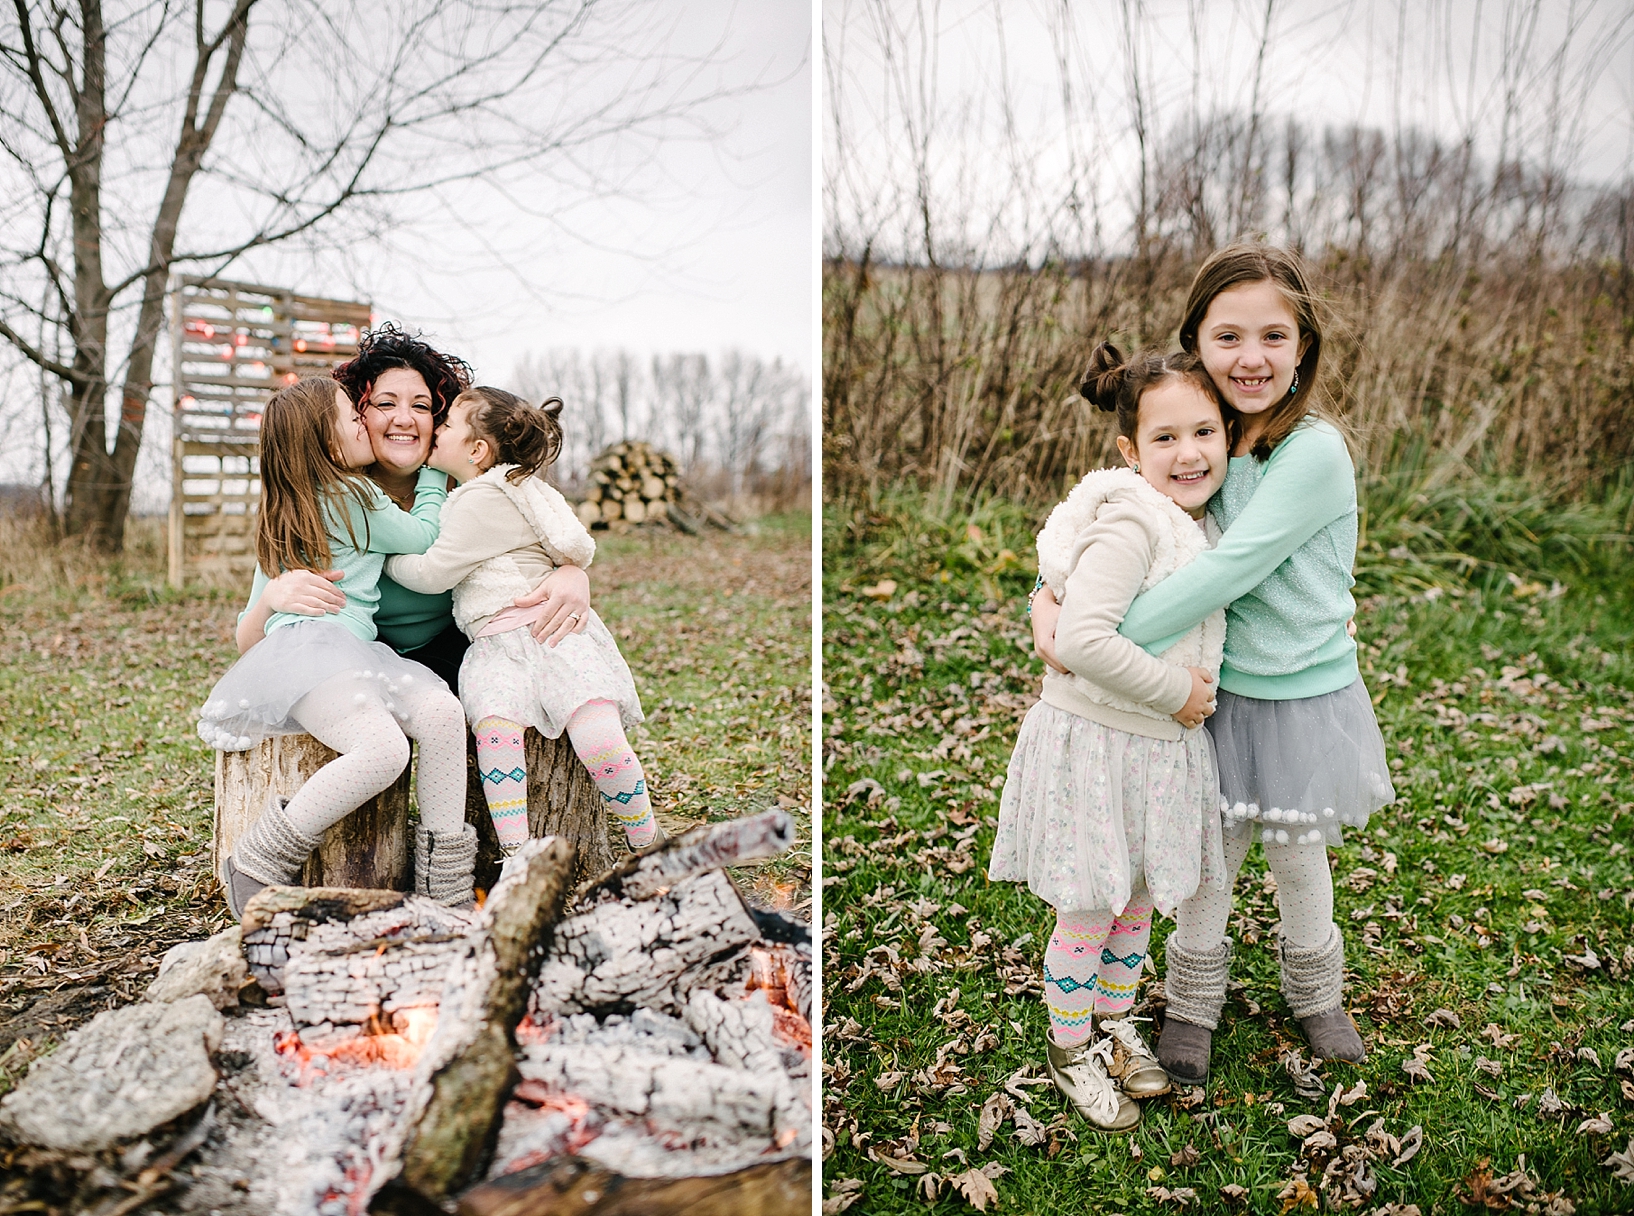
[1131,462,1140,472]
[467,455,476,464]
[1289,368,1301,397]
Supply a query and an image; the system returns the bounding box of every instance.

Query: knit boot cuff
[1277,923,1346,1018]
[234,795,322,886]
[416,823,478,906]
[1161,937,1233,1032]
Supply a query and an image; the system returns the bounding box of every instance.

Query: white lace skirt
[458,609,643,738]
[988,701,1226,918]
[197,619,448,751]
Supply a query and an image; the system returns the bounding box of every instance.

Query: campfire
[0,811,811,1216]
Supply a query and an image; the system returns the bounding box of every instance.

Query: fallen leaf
[916,1174,941,1203]
[1482,1023,1520,1050]
[1424,1008,1461,1029]
[1538,1088,1567,1116]
[1276,1175,1320,1211]
[873,1071,905,1090]
[1605,1137,1634,1183]
[1169,1143,1201,1168]
[949,1166,999,1211]
[1145,1186,1198,1207]
[1616,1046,1634,1075]
[1578,1113,1615,1135]
[1011,1103,1048,1147]
[859,579,897,601]
[976,1092,1011,1151]
[1220,1182,1249,1205]
[822,1179,865,1215]
[1475,1056,1503,1078]
[1579,1046,1603,1067]
[1621,1078,1634,1102]
[1288,1115,1328,1138]
[1394,1125,1424,1166]
[868,1146,928,1174]
[1402,1044,1434,1084]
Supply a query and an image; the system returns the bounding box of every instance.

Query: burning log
[215,734,412,890]
[457,1156,811,1216]
[577,808,796,905]
[389,836,577,1201]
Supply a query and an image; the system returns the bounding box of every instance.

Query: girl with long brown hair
[198,377,477,915]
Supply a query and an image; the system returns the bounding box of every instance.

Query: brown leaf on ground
[1577,1113,1614,1136]
[949,1166,999,1211]
[1276,1175,1319,1211]
[1401,1044,1434,1083]
[1394,1125,1424,1166]
[1146,1186,1199,1206]
[976,1091,1011,1152]
[1170,1143,1201,1168]
[1482,1023,1520,1050]
[1424,1008,1461,1029]
[867,1146,928,1175]
[822,1179,865,1214]
[1605,1137,1634,1183]
[1220,1182,1249,1204]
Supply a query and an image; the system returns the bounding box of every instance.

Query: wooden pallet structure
[166,276,372,587]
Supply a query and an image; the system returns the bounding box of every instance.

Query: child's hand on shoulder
[1174,667,1216,729]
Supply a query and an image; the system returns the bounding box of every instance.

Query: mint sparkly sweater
[1118,419,1360,701]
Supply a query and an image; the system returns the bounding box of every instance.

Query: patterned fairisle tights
[1043,888,1156,1045]
[565,699,658,849]
[473,717,530,850]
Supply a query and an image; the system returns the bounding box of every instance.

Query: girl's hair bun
[1079,341,1126,413]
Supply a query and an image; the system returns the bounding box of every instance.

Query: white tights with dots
[1170,829,1334,952]
[280,673,467,840]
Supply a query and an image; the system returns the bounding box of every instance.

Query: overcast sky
[825,0,1634,254]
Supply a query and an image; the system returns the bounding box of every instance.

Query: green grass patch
[822,490,1634,1215]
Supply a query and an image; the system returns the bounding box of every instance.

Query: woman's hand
[1030,585,1068,674]
[516,564,592,647]
[235,569,344,654]
[1173,667,1217,729]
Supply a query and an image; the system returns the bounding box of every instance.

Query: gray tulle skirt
[988,701,1226,918]
[1209,677,1396,846]
[197,619,449,751]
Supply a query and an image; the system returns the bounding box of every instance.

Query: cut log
[215,734,411,891]
[391,836,578,1201]
[456,1155,810,1216]
[578,809,794,906]
[466,729,613,892]
[574,441,715,532]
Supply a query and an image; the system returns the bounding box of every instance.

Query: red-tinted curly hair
[331,321,472,426]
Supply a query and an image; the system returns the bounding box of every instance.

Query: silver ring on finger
[568,612,582,622]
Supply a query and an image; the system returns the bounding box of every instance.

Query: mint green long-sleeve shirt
[1118,419,1360,700]
[246,467,448,643]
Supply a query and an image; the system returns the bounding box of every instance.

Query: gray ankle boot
[1278,924,1366,1062]
[1157,937,1232,1085]
[222,794,322,919]
[415,823,478,907]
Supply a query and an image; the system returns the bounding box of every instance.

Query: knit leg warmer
[415,822,478,907]
[1161,937,1233,1031]
[235,793,323,886]
[1277,922,1346,1018]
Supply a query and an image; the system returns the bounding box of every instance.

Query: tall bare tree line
[0,0,743,549]
[511,347,811,507]
[823,0,1634,504]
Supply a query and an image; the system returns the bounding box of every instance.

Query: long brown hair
[1177,243,1341,460]
[1079,341,1233,445]
[256,377,374,574]
[458,387,564,485]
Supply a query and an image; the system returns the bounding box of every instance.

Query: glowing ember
[746,948,812,1053]
[273,1005,440,1084]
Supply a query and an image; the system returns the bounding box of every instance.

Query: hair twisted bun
[1079,341,1127,413]
[459,387,565,483]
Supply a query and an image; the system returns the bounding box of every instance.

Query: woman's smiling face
[362,366,435,473]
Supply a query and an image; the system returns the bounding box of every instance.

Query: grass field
[821,493,1634,1216]
[0,512,811,1094]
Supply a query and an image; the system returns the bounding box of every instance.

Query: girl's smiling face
[1116,378,1229,518]
[1195,279,1306,427]
[363,366,436,473]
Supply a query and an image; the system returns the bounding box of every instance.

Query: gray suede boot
[415,823,478,907]
[221,794,321,919]
[1157,937,1232,1085]
[1278,924,1366,1063]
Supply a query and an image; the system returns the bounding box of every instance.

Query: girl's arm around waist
[1054,505,1194,714]
[385,484,525,594]
[1118,424,1354,646]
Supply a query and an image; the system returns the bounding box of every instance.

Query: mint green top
[1118,419,1360,701]
[244,467,448,643]
[374,576,455,652]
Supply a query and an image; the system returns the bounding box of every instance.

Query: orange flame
[746,947,812,1054]
[273,1006,440,1083]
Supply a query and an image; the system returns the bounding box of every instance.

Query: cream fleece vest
[448,465,596,635]
[1036,466,1225,724]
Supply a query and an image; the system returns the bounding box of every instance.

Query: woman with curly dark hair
[234,324,592,690]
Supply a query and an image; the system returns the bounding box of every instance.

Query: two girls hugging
[198,326,660,917]
[988,244,1396,1131]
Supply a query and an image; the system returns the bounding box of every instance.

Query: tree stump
[465,729,613,891]
[214,735,412,891]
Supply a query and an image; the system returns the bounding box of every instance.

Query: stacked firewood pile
[0,811,810,1216]
[572,441,736,533]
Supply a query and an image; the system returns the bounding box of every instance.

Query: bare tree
[0,0,740,550]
